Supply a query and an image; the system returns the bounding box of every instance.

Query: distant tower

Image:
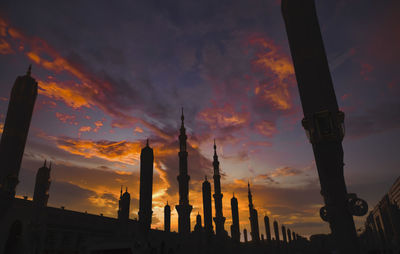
[231,193,240,242]
[264,215,272,242]
[164,202,171,232]
[138,139,154,230]
[212,140,226,237]
[292,231,296,242]
[273,220,280,242]
[118,187,130,222]
[287,228,292,243]
[282,225,287,244]
[248,182,260,242]
[175,108,192,234]
[0,66,38,198]
[202,176,213,234]
[194,212,203,232]
[244,228,248,243]
[33,160,51,207]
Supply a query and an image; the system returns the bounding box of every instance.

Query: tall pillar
[175,108,192,235]
[273,220,280,242]
[33,160,51,207]
[118,187,130,222]
[281,1,364,252]
[231,193,240,242]
[282,225,287,244]
[248,182,260,242]
[138,139,154,230]
[212,140,226,237]
[0,66,38,217]
[264,215,272,242]
[164,202,171,232]
[202,176,213,234]
[287,228,292,243]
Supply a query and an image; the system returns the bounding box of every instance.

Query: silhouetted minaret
[0,66,38,199]
[194,212,203,232]
[292,231,296,242]
[248,182,260,242]
[118,186,130,222]
[164,202,171,232]
[175,108,192,235]
[33,160,51,207]
[202,176,213,234]
[212,140,226,237]
[244,228,248,243]
[230,193,240,242]
[282,225,287,244]
[264,215,272,242]
[138,139,154,230]
[273,220,280,242]
[287,228,292,243]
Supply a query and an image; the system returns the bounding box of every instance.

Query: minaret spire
[213,139,226,237]
[248,182,260,242]
[176,108,192,235]
[27,64,32,76]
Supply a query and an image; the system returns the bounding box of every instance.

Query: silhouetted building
[230,193,240,242]
[389,176,400,207]
[247,182,260,242]
[244,228,248,243]
[118,187,130,222]
[164,202,171,232]
[360,182,400,253]
[202,176,213,234]
[264,215,271,242]
[212,140,226,237]
[0,66,37,199]
[273,220,280,242]
[33,160,51,207]
[282,225,287,244]
[194,213,203,233]
[292,231,296,242]
[175,109,193,235]
[139,139,154,230]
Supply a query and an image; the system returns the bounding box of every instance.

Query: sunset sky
[0,0,399,239]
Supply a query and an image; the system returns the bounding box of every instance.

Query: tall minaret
[0,66,38,199]
[118,186,130,222]
[248,182,260,242]
[33,160,51,207]
[273,220,280,242]
[164,202,171,232]
[212,140,226,237]
[138,139,154,230]
[264,215,272,242]
[230,193,240,242]
[287,228,292,243]
[175,108,192,234]
[282,225,287,244]
[202,176,213,234]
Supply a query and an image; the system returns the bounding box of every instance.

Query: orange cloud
[0,39,13,54]
[93,120,103,132]
[198,103,249,129]
[249,36,294,111]
[55,112,78,125]
[254,120,277,137]
[79,126,92,133]
[134,126,144,133]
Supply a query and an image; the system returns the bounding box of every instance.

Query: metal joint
[302,110,345,144]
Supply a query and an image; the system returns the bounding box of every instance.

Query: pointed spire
[146,138,149,147]
[126,187,128,193]
[167,200,168,205]
[27,64,32,76]
[205,175,207,181]
[120,186,123,197]
[233,192,235,198]
[181,107,184,122]
[213,139,217,155]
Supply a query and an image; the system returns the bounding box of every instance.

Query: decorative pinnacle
[120,186,123,196]
[126,187,128,193]
[44,159,47,167]
[233,192,235,198]
[27,64,32,76]
[205,175,207,181]
[181,107,184,122]
[214,139,216,152]
[146,138,149,147]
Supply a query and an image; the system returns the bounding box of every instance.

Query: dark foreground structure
[282,0,368,253]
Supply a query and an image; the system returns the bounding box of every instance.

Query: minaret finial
[126,187,128,193]
[214,139,216,151]
[167,200,168,205]
[44,159,47,167]
[233,192,235,198]
[146,138,149,147]
[120,185,123,197]
[181,107,184,123]
[27,64,32,76]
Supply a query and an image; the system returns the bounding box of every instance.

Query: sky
[0,0,399,239]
